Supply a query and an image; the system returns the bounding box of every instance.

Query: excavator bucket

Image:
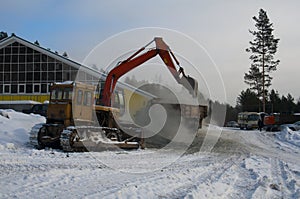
[180,75,198,97]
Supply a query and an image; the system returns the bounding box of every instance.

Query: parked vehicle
[226,121,239,128]
[280,124,298,131]
[23,103,48,117]
[237,112,260,130]
[263,114,300,131]
[293,121,300,130]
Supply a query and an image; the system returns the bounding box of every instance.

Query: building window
[48,63,54,71]
[26,72,33,81]
[12,47,18,54]
[71,70,77,80]
[62,72,69,81]
[34,53,41,62]
[41,63,47,71]
[4,64,10,71]
[11,84,18,93]
[19,64,25,72]
[41,84,48,93]
[56,63,62,71]
[4,55,11,62]
[48,72,54,81]
[27,47,33,54]
[12,64,18,71]
[4,73,10,82]
[34,72,40,81]
[27,63,33,71]
[19,47,26,54]
[41,72,47,81]
[26,54,33,62]
[18,84,25,93]
[4,84,10,93]
[19,55,25,62]
[5,46,11,54]
[12,55,18,63]
[26,84,33,93]
[12,73,18,81]
[19,73,25,82]
[56,71,62,81]
[41,54,47,62]
[33,84,40,93]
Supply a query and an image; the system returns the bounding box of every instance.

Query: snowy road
[0,110,299,198]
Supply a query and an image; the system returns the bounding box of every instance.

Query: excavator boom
[100,37,198,106]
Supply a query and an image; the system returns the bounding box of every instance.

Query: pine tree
[269,89,281,113]
[286,93,295,114]
[245,8,280,112]
[34,40,40,46]
[237,89,260,112]
[62,52,68,58]
[0,31,8,40]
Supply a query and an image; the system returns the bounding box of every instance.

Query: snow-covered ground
[0,109,299,198]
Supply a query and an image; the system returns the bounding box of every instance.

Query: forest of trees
[214,89,300,126]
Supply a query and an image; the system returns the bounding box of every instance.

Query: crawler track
[28,123,45,148]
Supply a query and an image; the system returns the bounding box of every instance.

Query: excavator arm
[100,37,198,106]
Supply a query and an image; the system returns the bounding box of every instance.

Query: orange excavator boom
[100,37,198,106]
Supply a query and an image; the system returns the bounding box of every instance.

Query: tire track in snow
[274,159,300,198]
[182,155,264,199]
[92,154,242,199]
[270,158,290,198]
[0,150,108,198]
[176,155,243,199]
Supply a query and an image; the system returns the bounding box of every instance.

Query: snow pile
[275,126,300,147]
[0,109,45,149]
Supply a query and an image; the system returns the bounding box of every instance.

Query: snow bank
[0,109,45,149]
[275,126,300,147]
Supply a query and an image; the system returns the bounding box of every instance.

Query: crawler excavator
[29,37,207,152]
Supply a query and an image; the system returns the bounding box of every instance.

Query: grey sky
[1,0,299,105]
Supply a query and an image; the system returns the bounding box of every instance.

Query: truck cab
[238,112,260,130]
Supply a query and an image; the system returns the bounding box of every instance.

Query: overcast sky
[1,0,300,105]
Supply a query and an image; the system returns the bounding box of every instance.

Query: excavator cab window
[64,87,73,100]
[111,90,125,115]
[51,88,63,100]
[118,91,125,115]
[95,79,106,105]
[113,92,120,108]
[95,88,104,105]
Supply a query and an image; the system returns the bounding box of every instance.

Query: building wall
[121,88,151,122]
[0,94,49,103]
[0,38,97,103]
